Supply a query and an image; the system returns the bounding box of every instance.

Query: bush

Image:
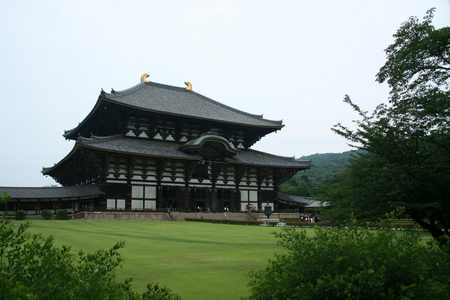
[185,218,264,226]
[0,193,180,299]
[142,283,181,300]
[245,217,450,299]
[41,209,53,220]
[0,216,181,299]
[56,209,69,220]
[14,210,26,220]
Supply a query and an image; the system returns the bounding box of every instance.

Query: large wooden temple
[3,75,312,215]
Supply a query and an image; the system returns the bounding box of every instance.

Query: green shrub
[142,283,181,300]
[0,214,180,300]
[14,210,26,220]
[0,192,179,299]
[245,217,450,299]
[56,209,69,220]
[185,218,264,226]
[41,209,52,220]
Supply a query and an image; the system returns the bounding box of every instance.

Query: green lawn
[21,220,303,300]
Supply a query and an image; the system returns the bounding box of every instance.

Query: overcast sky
[1,1,449,187]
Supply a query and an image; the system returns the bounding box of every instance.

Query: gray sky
[1,1,449,187]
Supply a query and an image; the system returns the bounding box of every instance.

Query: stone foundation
[70,211,300,221]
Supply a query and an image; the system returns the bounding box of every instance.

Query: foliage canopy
[246,217,450,299]
[280,151,356,196]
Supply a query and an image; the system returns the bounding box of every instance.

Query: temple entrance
[168,200,177,211]
[191,188,207,212]
[217,189,234,212]
[195,201,206,212]
[162,187,180,211]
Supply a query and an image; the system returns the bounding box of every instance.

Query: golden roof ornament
[185,82,192,90]
[141,74,150,83]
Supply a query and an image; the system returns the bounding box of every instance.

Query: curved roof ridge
[105,82,147,97]
[102,81,283,126]
[78,134,124,144]
[225,148,313,168]
[179,133,239,157]
[246,148,301,161]
[42,143,79,175]
[188,89,280,124]
[44,137,312,179]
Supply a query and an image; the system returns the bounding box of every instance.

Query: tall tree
[330,8,450,246]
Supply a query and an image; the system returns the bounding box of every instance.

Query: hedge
[184,218,417,230]
[184,218,327,227]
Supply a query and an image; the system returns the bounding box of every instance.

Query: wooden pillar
[234,166,245,212]
[209,162,222,212]
[184,161,196,212]
[157,186,164,210]
[234,190,241,212]
[182,187,191,212]
[157,159,167,211]
[126,157,136,211]
[210,187,217,212]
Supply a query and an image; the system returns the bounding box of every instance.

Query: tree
[329,8,450,246]
[245,217,450,299]
[0,193,180,299]
[279,175,312,196]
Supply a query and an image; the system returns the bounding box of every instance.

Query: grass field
[20,220,305,300]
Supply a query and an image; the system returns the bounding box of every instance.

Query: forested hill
[295,151,358,183]
[280,151,359,197]
[280,150,359,196]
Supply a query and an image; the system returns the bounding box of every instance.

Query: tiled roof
[78,135,201,160]
[305,200,328,208]
[0,184,103,199]
[226,148,312,168]
[79,135,310,168]
[278,194,313,204]
[45,135,312,173]
[277,194,328,207]
[102,81,283,128]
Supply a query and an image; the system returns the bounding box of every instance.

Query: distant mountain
[293,150,359,184]
[280,151,359,196]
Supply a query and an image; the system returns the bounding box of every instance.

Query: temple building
[2,75,312,215]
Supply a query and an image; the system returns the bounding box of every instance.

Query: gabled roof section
[43,135,202,176]
[77,135,200,160]
[64,81,284,139]
[102,81,283,127]
[226,149,312,168]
